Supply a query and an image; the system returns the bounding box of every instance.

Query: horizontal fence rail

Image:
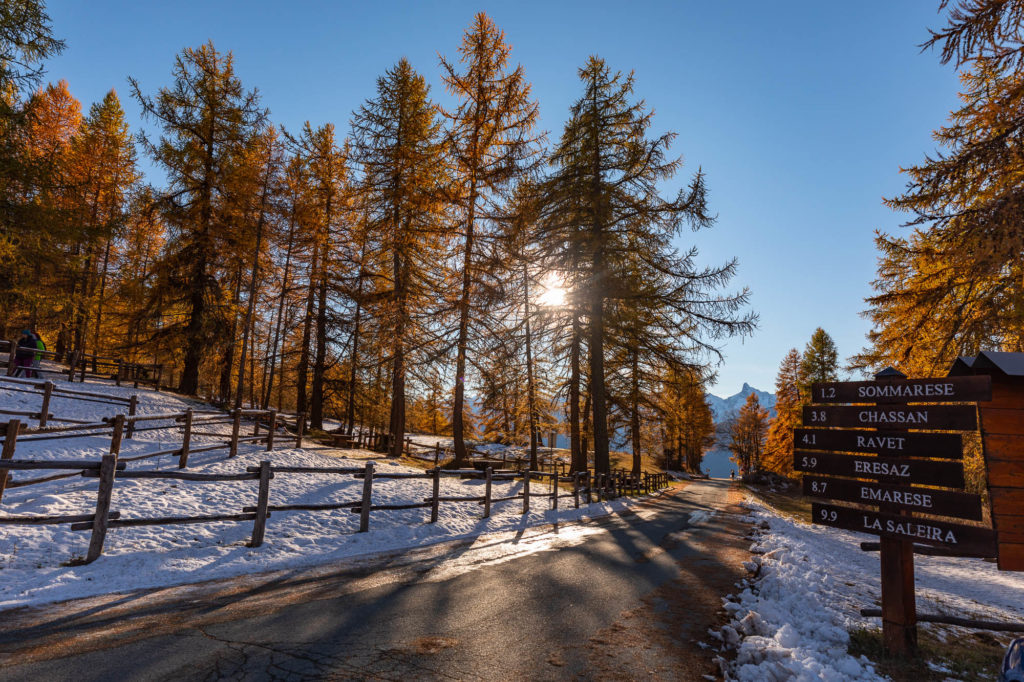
[0,438,670,563]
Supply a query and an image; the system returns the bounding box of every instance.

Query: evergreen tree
[763,348,802,477]
[351,58,446,458]
[728,392,769,474]
[856,1,1024,374]
[540,57,754,474]
[130,42,267,395]
[660,365,714,473]
[800,327,839,391]
[440,12,541,467]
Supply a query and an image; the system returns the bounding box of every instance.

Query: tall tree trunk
[235,164,271,408]
[388,246,408,458]
[346,300,362,434]
[295,240,320,423]
[264,213,297,409]
[219,267,243,401]
[310,267,329,429]
[630,348,641,476]
[451,184,477,467]
[588,279,610,474]
[523,263,539,470]
[569,311,584,472]
[92,239,113,353]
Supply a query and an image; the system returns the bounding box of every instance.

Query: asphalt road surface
[0,478,751,681]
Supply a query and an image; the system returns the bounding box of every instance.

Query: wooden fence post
[295,411,305,448]
[0,419,20,504]
[154,364,163,392]
[434,442,441,466]
[79,356,86,382]
[266,411,277,451]
[484,467,492,518]
[126,395,138,438]
[229,409,241,457]
[66,349,78,382]
[573,471,581,509]
[359,461,374,532]
[430,467,440,523]
[253,412,260,437]
[5,340,16,377]
[404,437,411,457]
[39,381,53,427]
[249,460,272,547]
[84,453,117,563]
[551,472,558,511]
[522,470,531,514]
[178,408,193,468]
[115,358,123,386]
[109,413,124,457]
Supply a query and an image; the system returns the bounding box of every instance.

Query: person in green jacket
[31,331,45,376]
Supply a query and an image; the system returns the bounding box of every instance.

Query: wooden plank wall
[979,374,1024,571]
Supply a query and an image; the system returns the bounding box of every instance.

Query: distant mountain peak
[707,383,776,421]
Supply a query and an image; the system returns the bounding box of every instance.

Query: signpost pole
[874,368,917,657]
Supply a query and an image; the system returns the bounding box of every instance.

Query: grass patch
[849,625,1008,681]
[742,483,812,522]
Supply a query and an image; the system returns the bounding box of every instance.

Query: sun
[536,273,567,307]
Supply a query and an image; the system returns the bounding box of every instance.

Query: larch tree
[659,365,714,473]
[130,41,267,395]
[855,0,1024,375]
[287,122,349,429]
[439,12,541,467]
[351,58,446,458]
[70,89,140,355]
[541,57,754,474]
[763,348,802,477]
[728,392,769,475]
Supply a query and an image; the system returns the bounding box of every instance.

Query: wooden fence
[0,405,302,496]
[0,420,669,564]
[0,375,136,428]
[0,340,162,389]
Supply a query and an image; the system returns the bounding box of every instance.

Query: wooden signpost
[795,370,994,656]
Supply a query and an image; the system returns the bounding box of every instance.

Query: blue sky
[44,1,962,396]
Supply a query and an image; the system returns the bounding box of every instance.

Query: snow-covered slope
[717,498,1024,680]
[707,382,776,421]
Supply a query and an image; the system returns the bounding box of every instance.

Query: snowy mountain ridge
[707,382,776,421]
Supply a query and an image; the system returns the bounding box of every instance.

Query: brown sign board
[810,376,992,405]
[793,428,962,459]
[802,475,983,521]
[802,405,977,431]
[812,502,996,557]
[793,450,965,488]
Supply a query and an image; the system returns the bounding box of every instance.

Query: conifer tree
[130,42,267,395]
[540,57,754,474]
[857,1,1024,374]
[659,365,714,472]
[351,58,445,458]
[763,348,802,477]
[70,90,140,354]
[728,392,769,474]
[800,328,839,391]
[440,12,541,467]
[287,122,349,427]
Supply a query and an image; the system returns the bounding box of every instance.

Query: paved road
[0,479,749,681]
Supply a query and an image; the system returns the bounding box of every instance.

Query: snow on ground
[716,497,1024,681]
[0,379,644,610]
